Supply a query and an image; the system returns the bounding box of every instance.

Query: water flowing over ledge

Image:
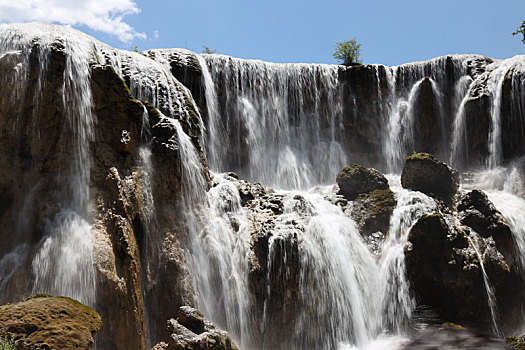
[0,22,524,350]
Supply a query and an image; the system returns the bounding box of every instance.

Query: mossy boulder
[0,295,101,349]
[336,164,389,200]
[401,153,459,203]
[349,189,396,236]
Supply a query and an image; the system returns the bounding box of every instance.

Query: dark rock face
[153,306,239,350]
[412,77,444,158]
[348,189,396,237]
[404,207,521,330]
[401,153,459,203]
[336,164,389,200]
[458,190,516,260]
[0,296,101,350]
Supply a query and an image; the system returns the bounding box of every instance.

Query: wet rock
[401,153,459,203]
[405,211,520,330]
[413,77,443,157]
[0,295,101,350]
[154,306,239,350]
[348,188,397,236]
[336,164,389,200]
[457,189,516,261]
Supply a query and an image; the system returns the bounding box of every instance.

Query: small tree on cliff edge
[513,21,525,43]
[333,38,362,66]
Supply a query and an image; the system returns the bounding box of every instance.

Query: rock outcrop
[401,153,459,203]
[0,295,101,350]
[405,201,522,329]
[153,306,239,350]
[336,164,389,200]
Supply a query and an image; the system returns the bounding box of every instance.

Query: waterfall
[3,22,525,350]
[449,75,474,168]
[201,54,347,189]
[487,62,510,168]
[0,23,97,306]
[379,176,436,333]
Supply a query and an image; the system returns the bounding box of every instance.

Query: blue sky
[1,0,524,66]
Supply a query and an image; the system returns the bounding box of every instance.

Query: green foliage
[0,331,19,350]
[513,21,525,44]
[202,45,217,54]
[333,38,362,66]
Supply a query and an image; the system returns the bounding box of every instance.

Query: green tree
[333,38,362,66]
[202,45,217,54]
[513,21,525,43]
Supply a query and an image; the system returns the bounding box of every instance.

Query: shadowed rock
[401,153,459,203]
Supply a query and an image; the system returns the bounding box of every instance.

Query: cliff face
[0,23,209,349]
[1,22,525,350]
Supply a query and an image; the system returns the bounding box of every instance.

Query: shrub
[333,38,362,66]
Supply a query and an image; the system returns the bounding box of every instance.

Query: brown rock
[0,295,101,350]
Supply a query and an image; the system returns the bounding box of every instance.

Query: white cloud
[152,30,159,40]
[0,0,146,42]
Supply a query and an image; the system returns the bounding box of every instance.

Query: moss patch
[0,296,101,350]
[357,189,396,216]
[506,335,525,349]
[406,152,438,162]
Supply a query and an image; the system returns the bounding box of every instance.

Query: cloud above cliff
[0,0,145,42]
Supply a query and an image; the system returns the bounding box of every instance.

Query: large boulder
[405,211,520,329]
[401,153,459,203]
[153,306,239,350]
[0,295,101,349]
[336,164,389,200]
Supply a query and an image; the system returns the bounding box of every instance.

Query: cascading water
[192,51,525,349]
[200,54,347,189]
[378,176,436,334]
[0,23,97,306]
